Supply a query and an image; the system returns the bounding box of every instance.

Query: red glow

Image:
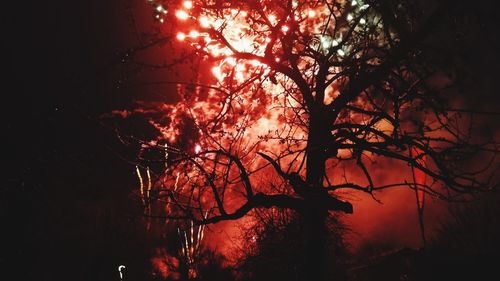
[131,0,498,271]
[140,0,434,255]
[412,147,426,209]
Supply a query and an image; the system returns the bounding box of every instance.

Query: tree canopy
[116,0,498,223]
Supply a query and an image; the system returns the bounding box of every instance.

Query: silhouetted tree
[431,196,500,255]
[110,1,499,280]
[236,208,349,281]
[417,196,500,281]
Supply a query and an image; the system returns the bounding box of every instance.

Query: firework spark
[136,165,145,206]
[177,215,207,278]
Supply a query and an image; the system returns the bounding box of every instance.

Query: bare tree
[236,207,349,281]
[111,1,499,280]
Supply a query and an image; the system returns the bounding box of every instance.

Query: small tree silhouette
[236,207,349,281]
[110,1,499,280]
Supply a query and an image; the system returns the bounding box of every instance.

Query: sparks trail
[177,213,208,278]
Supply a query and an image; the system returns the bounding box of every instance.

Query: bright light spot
[292,1,298,8]
[337,49,345,56]
[240,11,248,17]
[118,265,126,280]
[275,57,281,62]
[347,14,354,21]
[281,25,289,33]
[321,36,332,48]
[188,30,199,37]
[236,72,244,81]
[211,47,220,57]
[268,15,277,24]
[250,60,261,66]
[360,18,366,24]
[352,0,358,6]
[194,144,202,154]
[227,57,237,66]
[331,39,339,47]
[322,40,330,48]
[235,64,245,72]
[199,16,210,28]
[360,4,370,10]
[308,10,317,18]
[156,5,164,12]
[183,1,193,9]
[176,10,189,20]
[212,66,223,81]
[176,32,186,41]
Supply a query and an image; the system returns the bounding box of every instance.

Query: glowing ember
[175,10,189,20]
[188,30,199,38]
[183,1,193,9]
[176,32,186,41]
[194,144,201,154]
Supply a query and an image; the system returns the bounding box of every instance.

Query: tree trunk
[304,113,330,281]
[303,202,329,281]
[306,113,328,188]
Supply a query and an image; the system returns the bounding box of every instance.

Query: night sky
[2,1,152,280]
[2,1,500,281]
